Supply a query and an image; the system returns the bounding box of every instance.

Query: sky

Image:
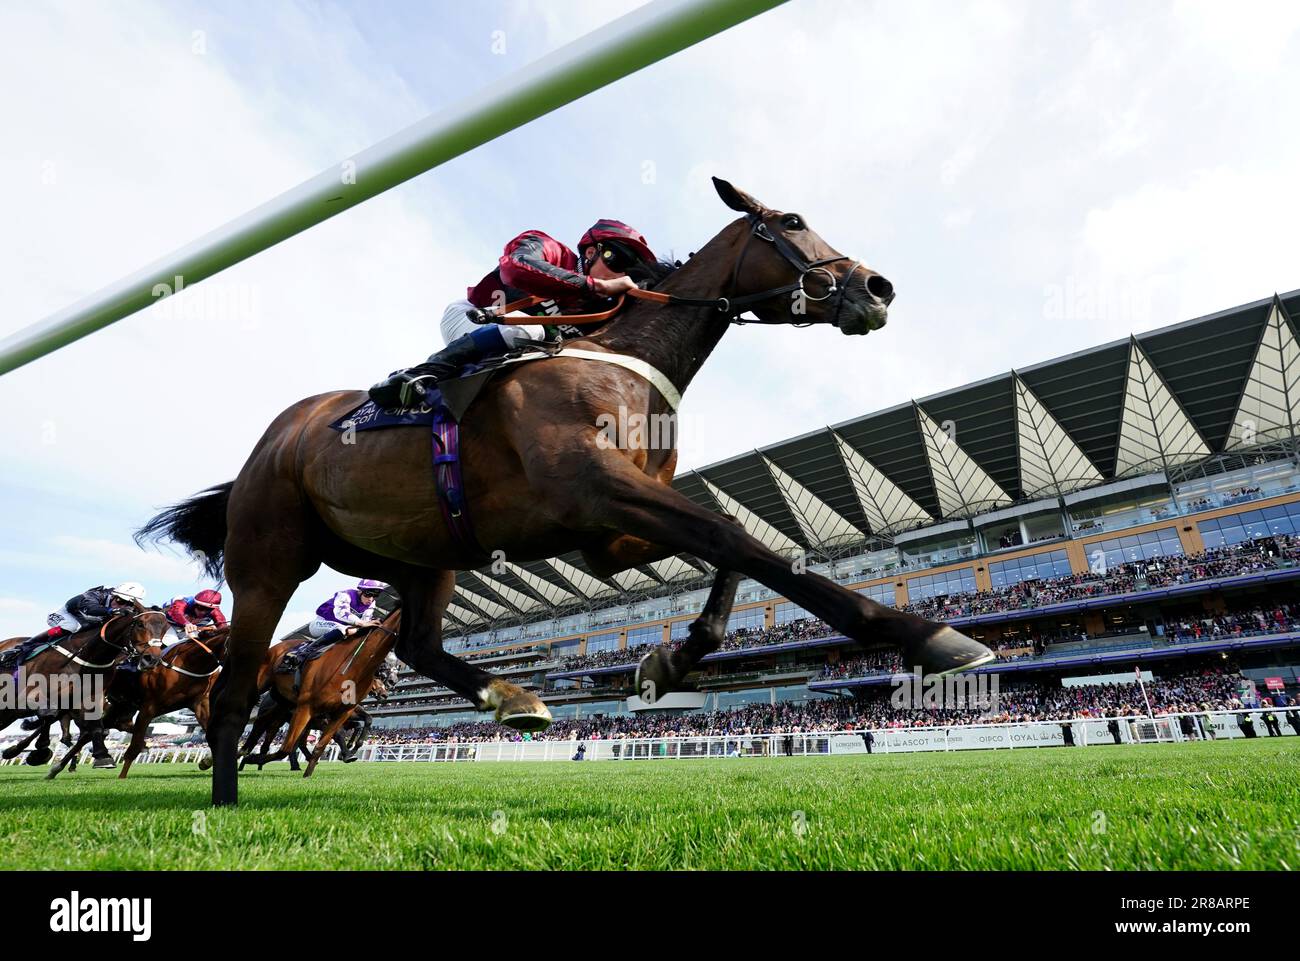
[1,0,1298,639]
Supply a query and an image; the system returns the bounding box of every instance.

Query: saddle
[0,640,55,671]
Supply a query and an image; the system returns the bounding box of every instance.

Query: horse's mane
[627,256,682,290]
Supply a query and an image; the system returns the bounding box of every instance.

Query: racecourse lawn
[0,738,1295,870]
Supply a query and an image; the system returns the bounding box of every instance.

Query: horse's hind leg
[556,458,993,686]
[3,725,42,762]
[209,489,320,805]
[636,570,740,704]
[396,571,551,732]
[302,711,354,778]
[46,726,94,780]
[117,704,156,779]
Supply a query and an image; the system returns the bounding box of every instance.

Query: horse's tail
[135,482,233,581]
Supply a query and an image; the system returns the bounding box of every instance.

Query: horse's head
[712,177,893,335]
[108,610,170,668]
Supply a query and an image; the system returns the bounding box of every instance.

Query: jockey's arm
[69,589,116,621]
[164,597,191,626]
[498,231,595,300]
[332,591,369,626]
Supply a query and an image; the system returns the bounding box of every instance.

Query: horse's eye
[782,214,804,230]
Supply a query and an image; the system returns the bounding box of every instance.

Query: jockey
[164,589,227,642]
[280,579,387,670]
[368,220,657,408]
[2,582,146,666]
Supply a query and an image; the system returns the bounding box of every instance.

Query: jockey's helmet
[112,581,147,604]
[356,579,387,594]
[194,589,222,609]
[578,220,655,273]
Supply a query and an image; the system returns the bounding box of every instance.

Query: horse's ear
[712,177,767,216]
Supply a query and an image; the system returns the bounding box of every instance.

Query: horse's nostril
[866,274,894,303]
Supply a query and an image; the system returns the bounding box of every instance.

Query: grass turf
[0,738,1295,870]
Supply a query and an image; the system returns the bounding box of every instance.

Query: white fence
[3,708,1294,767]
[357,707,1298,763]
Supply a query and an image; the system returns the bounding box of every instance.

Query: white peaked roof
[761,454,862,549]
[505,562,577,606]
[1013,373,1104,497]
[648,556,702,582]
[465,571,542,614]
[544,556,618,599]
[831,430,933,534]
[699,475,803,556]
[454,585,512,621]
[609,568,658,592]
[1114,337,1210,476]
[444,602,482,627]
[1226,297,1300,450]
[915,404,1011,518]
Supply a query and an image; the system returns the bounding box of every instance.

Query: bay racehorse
[0,611,169,773]
[140,179,994,805]
[0,637,73,764]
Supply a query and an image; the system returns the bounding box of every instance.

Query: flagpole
[1135,665,1154,719]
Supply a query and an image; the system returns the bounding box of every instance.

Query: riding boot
[2,631,54,667]
[367,333,492,408]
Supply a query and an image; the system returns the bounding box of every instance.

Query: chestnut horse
[238,612,399,777]
[90,626,229,779]
[141,179,993,805]
[239,674,391,772]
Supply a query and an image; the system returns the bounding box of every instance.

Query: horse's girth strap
[554,349,682,412]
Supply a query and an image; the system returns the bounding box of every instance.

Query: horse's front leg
[395,570,551,732]
[554,456,993,687]
[635,570,740,704]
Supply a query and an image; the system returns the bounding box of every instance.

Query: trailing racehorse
[0,611,169,774]
[0,638,66,765]
[239,673,391,772]
[238,612,399,777]
[140,179,994,805]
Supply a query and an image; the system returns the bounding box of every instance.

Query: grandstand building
[372,291,1300,733]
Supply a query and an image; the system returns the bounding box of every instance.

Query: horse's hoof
[197,755,213,771]
[497,693,552,732]
[2,746,23,761]
[341,755,359,763]
[911,626,995,677]
[25,747,53,766]
[635,646,681,704]
[92,756,117,769]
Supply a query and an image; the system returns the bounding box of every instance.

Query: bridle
[486,213,864,330]
[159,629,227,679]
[709,212,863,327]
[54,612,163,670]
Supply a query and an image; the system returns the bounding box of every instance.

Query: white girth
[554,348,682,412]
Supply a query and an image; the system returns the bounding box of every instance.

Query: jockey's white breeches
[47,607,82,633]
[440,299,546,349]
[307,617,343,639]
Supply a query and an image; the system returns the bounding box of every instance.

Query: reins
[484,214,859,328]
[53,612,153,670]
